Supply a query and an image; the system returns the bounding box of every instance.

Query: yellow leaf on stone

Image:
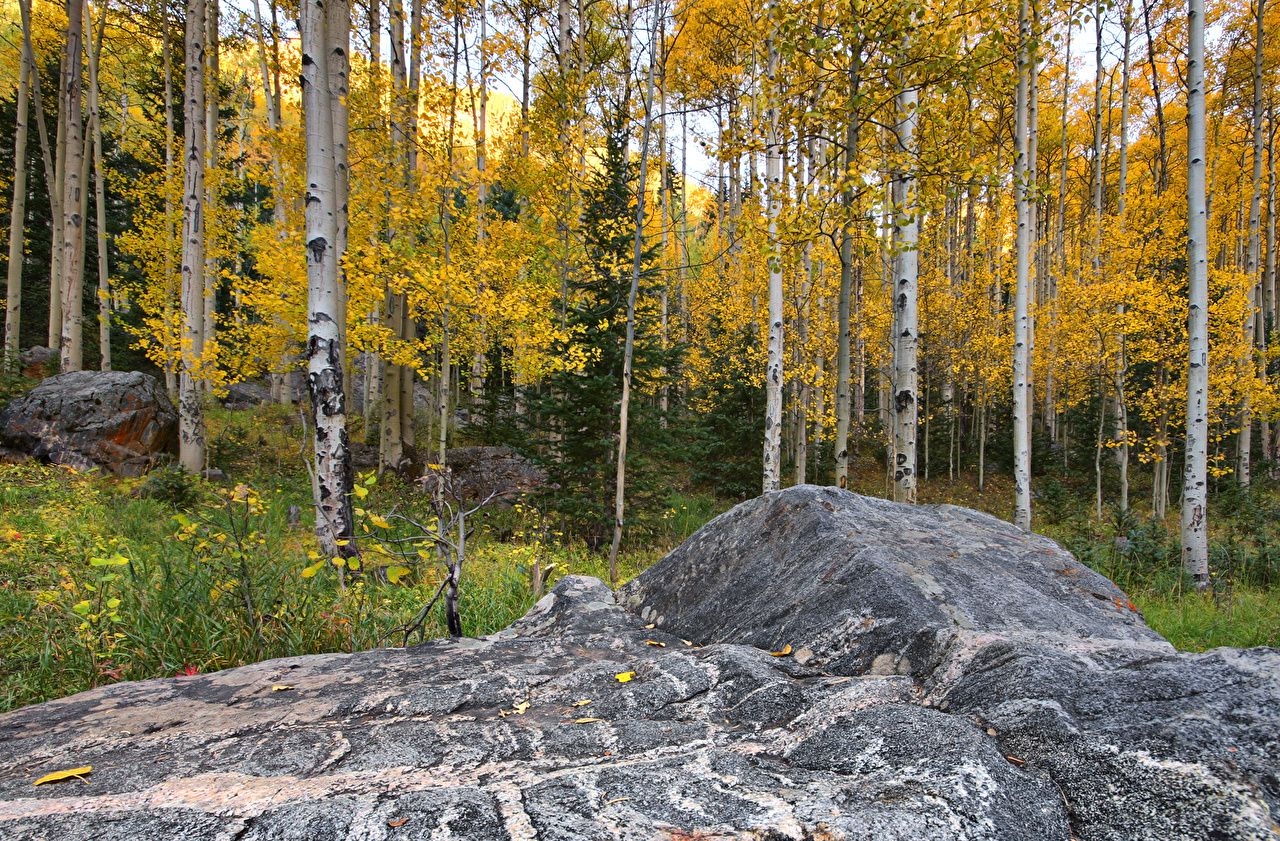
[645,640,666,647]
[574,717,602,724]
[513,700,531,715]
[570,699,592,707]
[271,685,294,692]
[770,644,793,657]
[34,766,92,786]
[615,671,635,683]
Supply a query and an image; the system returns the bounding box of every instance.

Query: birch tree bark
[201,0,219,357]
[761,28,784,493]
[1012,0,1034,531]
[4,7,32,369]
[178,0,207,472]
[87,1,110,370]
[891,58,919,504]
[1239,0,1267,486]
[59,0,87,372]
[1181,0,1210,587]
[301,0,354,555]
[834,45,861,489]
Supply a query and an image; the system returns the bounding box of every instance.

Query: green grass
[2,404,1277,712]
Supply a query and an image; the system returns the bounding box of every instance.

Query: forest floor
[1,401,1277,712]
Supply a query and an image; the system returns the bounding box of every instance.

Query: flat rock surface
[1,486,1277,840]
[0,371,177,476]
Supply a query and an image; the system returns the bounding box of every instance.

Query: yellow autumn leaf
[770,644,793,657]
[271,685,294,692]
[570,699,592,707]
[574,717,602,724]
[644,639,666,647]
[34,766,92,786]
[615,671,635,683]
[368,514,392,529]
[513,700,530,715]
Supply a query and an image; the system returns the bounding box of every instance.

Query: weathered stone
[621,485,1280,841]
[0,486,1275,841]
[419,446,548,502]
[0,576,1071,840]
[220,381,273,410]
[0,370,177,476]
[18,346,58,377]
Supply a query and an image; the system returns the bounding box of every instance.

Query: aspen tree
[892,47,919,504]
[179,0,208,472]
[1182,0,1210,587]
[301,0,355,554]
[86,1,110,370]
[1240,0,1267,486]
[4,1,33,369]
[1012,0,1034,531]
[761,22,784,493]
[59,0,87,372]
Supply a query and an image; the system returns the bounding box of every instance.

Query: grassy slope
[1,403,1276,711]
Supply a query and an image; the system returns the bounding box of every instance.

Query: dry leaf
[570,699,592,707]
[615,671,635,683]
[1005,754,1026,767]
[513,700,531,715]
[574,717,602,724]
[770,644,793,657]
[387,817,409,828]
[644,639,666,647]
[33,766,92,786]
[271,685,294,692]
[643,623,655,629]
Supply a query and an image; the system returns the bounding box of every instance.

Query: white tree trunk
[1182,0,1210,587]
[1012,0,1034,531]
[892,68,919,504]
[201,0,219,357]
[301,0,354,555]
[761,32,784,493]
[179,0,207,472]
[59,0,87,372]
[87,1,110,370]
[4,15,31,368]
[1240,0,1267,486]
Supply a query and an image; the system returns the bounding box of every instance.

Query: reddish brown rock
[0,371,177,476]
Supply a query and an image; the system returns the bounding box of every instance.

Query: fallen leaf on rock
[574,717,602,724]
[34,766,92,786]
[271,685,294,692]
[571,699,592,707]
[644,623,655,629]
[615,671,635,683]
[770,644,793,657]
[645,639,666,647]
[387,817,409,828]
[513,700,531,715]
[1005,754,1026,767]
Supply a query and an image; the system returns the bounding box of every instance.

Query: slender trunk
[87,1,110,369]
[1012,0,1034,530]
[1115,0,1132,508]
[301,0,354,555]
[328,0,351,400]
[4,16,32,368]
[761,32,784,493]
[59,0,87,372]
[49,50,66,351]
[1182,0,1210,587]
[892,62,919,503]
[607,9,658,582]
[179,0,207,472]
[201,0,219,358]
[835,47,861,488]
[161,7,177,396]
[1240,0,1267,486]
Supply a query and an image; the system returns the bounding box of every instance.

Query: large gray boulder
[620,486,1280,841]
[0,371,177,476]
[0,486,1275,841]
